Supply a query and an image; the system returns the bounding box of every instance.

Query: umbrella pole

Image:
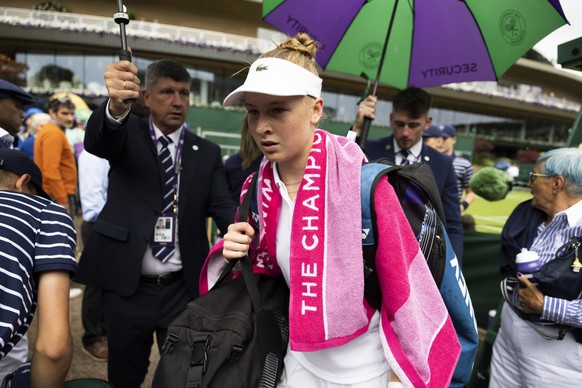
[357,0,400,151]
[113,0,136,104]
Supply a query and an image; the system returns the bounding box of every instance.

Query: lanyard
[149,117,186,214]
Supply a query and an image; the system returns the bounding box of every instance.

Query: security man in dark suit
[352,88,463,266]
[75,59,237,387]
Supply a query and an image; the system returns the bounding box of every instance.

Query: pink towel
[256,130,369,350]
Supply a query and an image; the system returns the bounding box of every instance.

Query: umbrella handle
[357,117,372,152]
[119,48,132,63]
[114,3,136,104]
[117,46,136,105]
[117,49,135,103]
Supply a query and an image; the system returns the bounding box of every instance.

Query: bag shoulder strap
[236,173,263,312]
[238,172,258,223]
[213,173,263,311]
[361,162,397,248]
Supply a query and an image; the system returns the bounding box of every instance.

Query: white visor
[223,57,322,106]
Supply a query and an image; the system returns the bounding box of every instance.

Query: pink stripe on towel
[374,178,460,386]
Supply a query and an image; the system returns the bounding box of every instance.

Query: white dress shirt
[78,150,109,222]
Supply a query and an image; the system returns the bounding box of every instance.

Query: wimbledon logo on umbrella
[359,43,383,69]
[499,10,526,46]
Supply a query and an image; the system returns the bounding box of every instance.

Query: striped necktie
[399,149,411,166]
[152,136,176,262]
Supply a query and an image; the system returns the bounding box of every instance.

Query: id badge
[152,213,176,247]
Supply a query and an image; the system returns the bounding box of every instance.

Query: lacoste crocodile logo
[256,64,269,72]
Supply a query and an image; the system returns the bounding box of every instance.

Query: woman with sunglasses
[490,147,582,386]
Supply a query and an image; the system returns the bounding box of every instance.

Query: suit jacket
[365,136,464,263]
[75,101,237,298]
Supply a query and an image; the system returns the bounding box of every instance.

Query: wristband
[387,382,404,388]
[462,200,469,209]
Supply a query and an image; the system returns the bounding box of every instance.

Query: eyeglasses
[529,172,554,183]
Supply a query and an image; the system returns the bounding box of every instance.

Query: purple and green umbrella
[262,0,568,147]
[263,0,568,90]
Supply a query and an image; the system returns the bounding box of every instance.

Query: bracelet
[461,200,469,209]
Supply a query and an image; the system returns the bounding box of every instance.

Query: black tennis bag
[151,269,289,388]
[152,173,290,387]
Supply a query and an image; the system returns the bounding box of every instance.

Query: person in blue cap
[422,124,445,151]
[22,107,43,132]
[19,107,45,159]
[0,80,35,149]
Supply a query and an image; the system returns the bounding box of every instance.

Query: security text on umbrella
[421,63,478,80]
